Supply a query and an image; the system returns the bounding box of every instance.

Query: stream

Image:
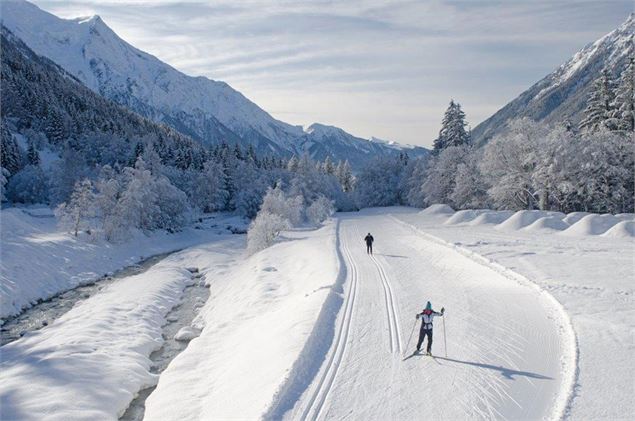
[0,251,175,346]
[120,269,210,421]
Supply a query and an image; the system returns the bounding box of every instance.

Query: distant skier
[364,233,374,254]
[415,301,444,355]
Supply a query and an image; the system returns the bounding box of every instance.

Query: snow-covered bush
[247,211,291,254]
[6,165,49,204]
[306,195,335,226]
[260,185,304,226]
[56,179,95,236]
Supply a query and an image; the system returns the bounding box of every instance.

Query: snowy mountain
[472,13,635,145]
[0,0,426,165]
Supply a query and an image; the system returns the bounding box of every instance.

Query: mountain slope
[472,14,634,145]
[0,0,427,165]
[1,24,205,169]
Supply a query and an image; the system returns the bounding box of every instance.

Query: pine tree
[27,140,40,166]
[322,156,335,174]
[611,57,635,132]
[335,160,353,192]
[0,122,21,175]
[433,100,470,152]
[580,68,616,132]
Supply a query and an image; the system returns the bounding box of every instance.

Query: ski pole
[443,310,448,358]
[403,318,417,357]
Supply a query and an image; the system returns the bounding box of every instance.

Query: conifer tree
[580,68,616,132]
[433,100,470,152]
[611,58,635,132]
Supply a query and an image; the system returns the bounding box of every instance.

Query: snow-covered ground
[0,206,246,320]
[1,206,632,419]
[395,206,634,420]
[0,237,244,420]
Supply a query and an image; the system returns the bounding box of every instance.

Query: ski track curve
[300,225,360,421]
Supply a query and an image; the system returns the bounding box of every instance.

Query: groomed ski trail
[284,209,571,420]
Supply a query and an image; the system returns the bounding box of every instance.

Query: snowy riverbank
[0,206,247,320]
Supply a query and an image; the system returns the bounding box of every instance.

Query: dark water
[120,271,210,421]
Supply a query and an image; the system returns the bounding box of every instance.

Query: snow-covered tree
[260,185,304,226]
[610,57,635,132]
[433,100,470,152]
[6,165,49,204]
[26,140,40,166]
[335,160,354,192]
[247,211,290,254]
[421,145,469,207]
[191,160,229,213]
[94,168,126,242]
[322,156,335,175]
[480,118,548,210]
[403,157,428,207]
[580,68,616,133]
[56,179,95,237]
[0,167,9,202]
[355,156,405,208]
[287,155,299,172]
[1,122,21,175]
[49,147,87,205]
[450,149,489,209]
[306,195,335,226]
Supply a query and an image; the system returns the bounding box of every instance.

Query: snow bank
[174,326,201,341]
[563,212,591,225]
[467,210,514,226]
[0,207,246,319]
[496,210,553,230]
[143,221,339,420]
[419,204,454,216]
[561,214,621,236]
[443,209,488,225]
[523,216,570,232]
[602,221,635,238]
[615,213,635,221]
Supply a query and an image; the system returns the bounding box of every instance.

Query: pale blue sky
[33,0,633,147]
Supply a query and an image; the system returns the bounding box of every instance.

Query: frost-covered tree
[480,118,548,210]
[306,195,335,226]
[56,179,95,236]
[247,211,290,254]
[287,155,299,172]
[610,57,635,132]
[322,156,335,175]
[192,160,229,213]
[355,156,405,208]
[260,185,304,226]
[433,100,470,152]
[94,167,126,242]
[403,157,428,207]
[6,165,49,204]
[450,148,489,209]
[335,160,354,192]
[580,68,616,132]
[421,145,469,207]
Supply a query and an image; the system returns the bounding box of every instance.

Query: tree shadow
[433,356,553,381]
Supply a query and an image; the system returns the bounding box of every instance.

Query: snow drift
[562,214,621,236]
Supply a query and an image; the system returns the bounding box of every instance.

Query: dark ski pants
[366,243,373,254]
[417,327,433,353]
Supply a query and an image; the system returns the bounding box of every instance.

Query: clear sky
[32,0,633,147]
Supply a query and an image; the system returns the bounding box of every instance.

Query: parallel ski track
[369,253,402,354]
[301,227,359,421]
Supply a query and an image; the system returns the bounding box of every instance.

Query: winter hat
[425,301,432,310]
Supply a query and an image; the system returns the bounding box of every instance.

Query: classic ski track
[369,253,402,354]
[389,213,578,420]
[301,226,359,421]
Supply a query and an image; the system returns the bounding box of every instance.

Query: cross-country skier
[364,233,374,254]
[415,301,444,355]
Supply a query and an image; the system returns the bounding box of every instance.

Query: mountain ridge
[472,13,634,145]
[0,0,426,166]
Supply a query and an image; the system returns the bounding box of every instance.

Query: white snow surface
[0,206,246,319]
[0,236,244,420]
[396,206,634,419]
[143,221,339,420]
